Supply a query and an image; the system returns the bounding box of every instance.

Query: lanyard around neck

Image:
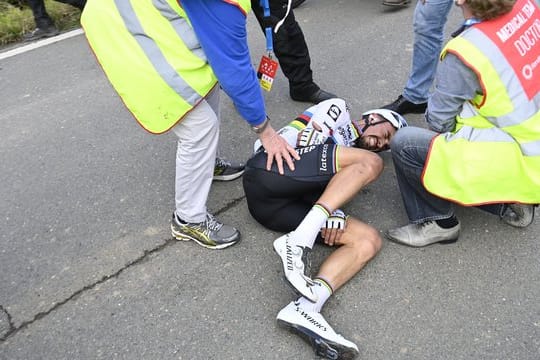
[452,17,482,37]
[261,0,274,55]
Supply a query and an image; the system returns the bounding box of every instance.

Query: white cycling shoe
[277,300,359,360]
[273,233,317,302]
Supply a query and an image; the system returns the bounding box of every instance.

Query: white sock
[297,278,333,313]
[290,204,330,249]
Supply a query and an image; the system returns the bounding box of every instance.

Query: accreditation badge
[257,55,279,91]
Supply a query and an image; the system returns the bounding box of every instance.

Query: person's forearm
[425,104,459,133]
[426,52,481,133]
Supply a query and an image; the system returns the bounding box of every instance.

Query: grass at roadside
[0,0,82,46]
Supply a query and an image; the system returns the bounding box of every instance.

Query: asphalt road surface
[1,1,539,359]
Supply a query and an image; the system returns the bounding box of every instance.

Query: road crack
[0,196,245,342]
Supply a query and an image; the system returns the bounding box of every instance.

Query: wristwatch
[251,117,270,134]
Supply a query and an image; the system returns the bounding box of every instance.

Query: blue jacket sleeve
[181,0,267,127]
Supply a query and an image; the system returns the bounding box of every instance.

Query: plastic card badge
[257,55,279,91]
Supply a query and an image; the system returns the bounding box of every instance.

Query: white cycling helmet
[361,108,408,130]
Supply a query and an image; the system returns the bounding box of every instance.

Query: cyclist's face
[357,114,397,151]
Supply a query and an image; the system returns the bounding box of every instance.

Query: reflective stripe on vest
[82,0,250,134]
[422,0,540,205]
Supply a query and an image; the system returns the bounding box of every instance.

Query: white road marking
[0,28,84,61]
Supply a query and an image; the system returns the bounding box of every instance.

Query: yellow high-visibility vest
[81,0,251,134]
[422,0,540,205]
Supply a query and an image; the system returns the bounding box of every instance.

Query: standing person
[81,0,299,250]
[244,98,408,358]
[23,0,86,42]
[24,0,244,180]
[381,0,454,114]
[250,0,336,104]
[387,0,540,247]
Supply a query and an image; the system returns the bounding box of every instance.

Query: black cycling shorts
[243,144,338,232]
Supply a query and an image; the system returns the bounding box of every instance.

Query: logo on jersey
[336,124,354,145]
[326,104,342,121]
[297,145,317,155]
[322,104,342,133]
[319,144,329,172]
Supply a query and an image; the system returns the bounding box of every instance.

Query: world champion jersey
[253,98,360,152]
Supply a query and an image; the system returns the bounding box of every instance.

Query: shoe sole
[385,232,458,248]
[277,318,359,360]
[23,31,60,42]
[171,226,239,250]
[213,169,245,182]
[382,1,410,6]
[273,237,318,302]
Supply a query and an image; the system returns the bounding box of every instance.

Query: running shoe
[213,157,245,181]
[171,212,240,249]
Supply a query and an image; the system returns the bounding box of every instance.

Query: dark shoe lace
[205,213,223,232]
